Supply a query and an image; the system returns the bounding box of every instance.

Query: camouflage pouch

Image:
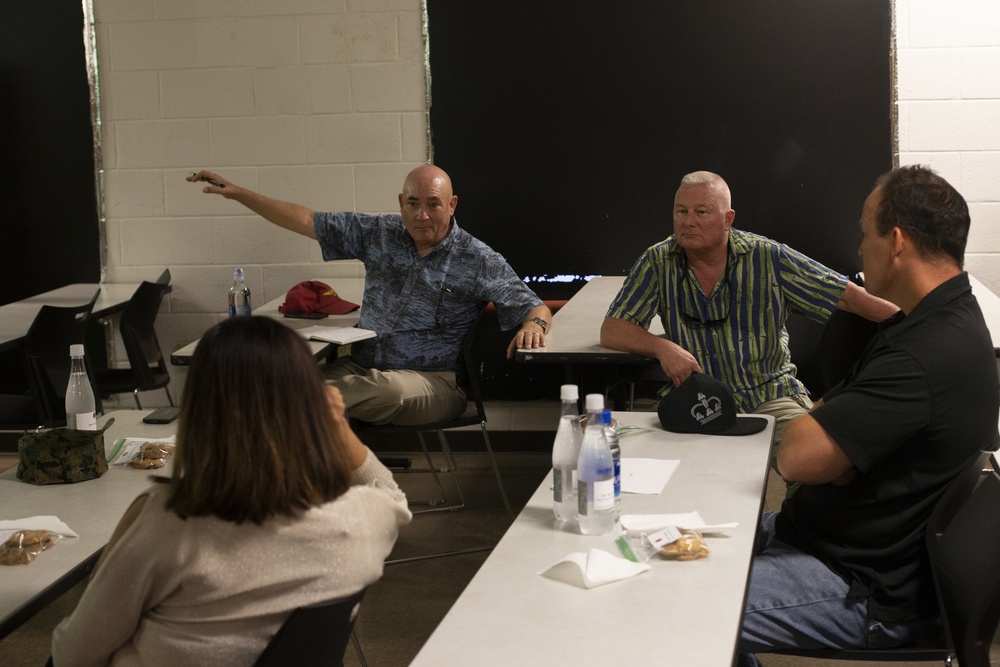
[16,418,114,485]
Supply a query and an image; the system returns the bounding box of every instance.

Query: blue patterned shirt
[314,212,542,372]
[606,228,849,410]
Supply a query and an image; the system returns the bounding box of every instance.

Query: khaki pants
[754,394,814,496]
[323,357,467,427]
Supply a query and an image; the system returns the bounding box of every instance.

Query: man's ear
[450,195,458,215]
[891,226,908,259]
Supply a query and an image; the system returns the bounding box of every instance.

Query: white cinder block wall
[93,0,1000,428]
[896,0,1000,290]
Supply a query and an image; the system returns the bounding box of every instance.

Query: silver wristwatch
[527,316,548,334]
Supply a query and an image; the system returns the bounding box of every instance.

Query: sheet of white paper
[296,325,376,345]
[539,548,650,589]
[620,458,679,495]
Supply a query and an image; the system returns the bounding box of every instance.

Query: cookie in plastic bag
[659,534,709,561]
[0,529,62,565]
[128,442,175,469]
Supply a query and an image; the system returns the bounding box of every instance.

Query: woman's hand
[325,385,368,470]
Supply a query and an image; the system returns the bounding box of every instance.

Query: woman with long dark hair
[52,316,411,665]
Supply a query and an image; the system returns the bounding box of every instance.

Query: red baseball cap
[279,281,359,315]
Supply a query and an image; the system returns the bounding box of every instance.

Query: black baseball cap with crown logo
[657,373,768,436]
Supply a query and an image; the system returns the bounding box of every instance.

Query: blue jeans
[738,512,929,667]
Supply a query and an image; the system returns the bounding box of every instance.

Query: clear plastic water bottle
[228,267,252,317]
[65,344,97,430]
[603,409,621,520]
[576,394,616,535]
[552,384,582,522]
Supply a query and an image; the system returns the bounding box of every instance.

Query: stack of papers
[296,325,377,345]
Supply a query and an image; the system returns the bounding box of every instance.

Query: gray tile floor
[2,444,998,666]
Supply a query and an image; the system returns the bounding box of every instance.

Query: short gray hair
[678,171,732,209]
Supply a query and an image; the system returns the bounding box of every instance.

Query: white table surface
[0,283,143,354]
[410,411,775,667]
[517,276,663,364]
[969,274,1000,352]
[170,278,365,365]
[0,411,176,637]
[519,273,1000,362]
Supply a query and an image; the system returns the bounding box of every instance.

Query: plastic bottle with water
[576,394,616,535]
[228,267,252,317]
[603,408,622,521]
[65,344,97,430]
[552,384,583,522]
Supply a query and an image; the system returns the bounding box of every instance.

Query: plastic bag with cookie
[127,442,175,470]
[0,529,63,565]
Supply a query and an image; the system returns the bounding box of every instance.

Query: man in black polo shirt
[738,165,1000,664]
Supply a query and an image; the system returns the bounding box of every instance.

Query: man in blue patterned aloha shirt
[190,165,551,425]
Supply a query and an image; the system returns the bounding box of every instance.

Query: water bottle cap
[585,393,604,411]
[603,408,612,424]
[559,384,579,400]
[234,267,245,279]
[69,344,85,357]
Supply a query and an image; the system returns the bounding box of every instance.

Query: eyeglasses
[676,263,734,327]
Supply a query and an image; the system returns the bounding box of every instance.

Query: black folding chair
[356,303,513,518]
[91,269,174,409]
[0,289,101,431]
[254,587,367,667]
[766,450,997,666]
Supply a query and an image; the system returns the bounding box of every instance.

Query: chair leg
[479,423,513,517]
[435,431,466,509]
[132,390,142,410]
[404,432,465,514]
[436,429,459,473]
[408,433,449,510]
[350,628,367,667]
[164,386,175,407]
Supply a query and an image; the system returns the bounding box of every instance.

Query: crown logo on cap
[690,392,723,425]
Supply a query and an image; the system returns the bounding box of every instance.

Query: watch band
[528,316,548,334]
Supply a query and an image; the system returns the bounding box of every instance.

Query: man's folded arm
[777,414,855,485]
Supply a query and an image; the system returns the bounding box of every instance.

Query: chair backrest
[785,311,825,395]
[818,308,880,393]
[119,280,171,386]
[254,587,367,667]
[23,290,101,425]
[927,450,1000,667]
[456,302,491,422]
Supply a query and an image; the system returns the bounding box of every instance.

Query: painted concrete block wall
[92,0,428,404]
[896,0,1000,292]
[92,1,1000,425]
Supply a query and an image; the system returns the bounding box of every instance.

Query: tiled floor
[1,442,997,666]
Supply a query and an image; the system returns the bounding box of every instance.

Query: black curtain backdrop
[0,2,100,306]
[427,0,893,299]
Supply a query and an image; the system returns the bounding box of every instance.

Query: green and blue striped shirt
[606,228,849,410]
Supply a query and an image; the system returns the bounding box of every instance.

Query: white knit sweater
[51,449,411,666]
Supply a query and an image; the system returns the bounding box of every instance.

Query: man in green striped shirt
[601,171,899,450]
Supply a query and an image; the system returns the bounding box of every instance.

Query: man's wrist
[524,316,548,334]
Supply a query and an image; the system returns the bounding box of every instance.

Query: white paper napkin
[539,548,650,589]
[619,511,738,535]
[0,515,78,538]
